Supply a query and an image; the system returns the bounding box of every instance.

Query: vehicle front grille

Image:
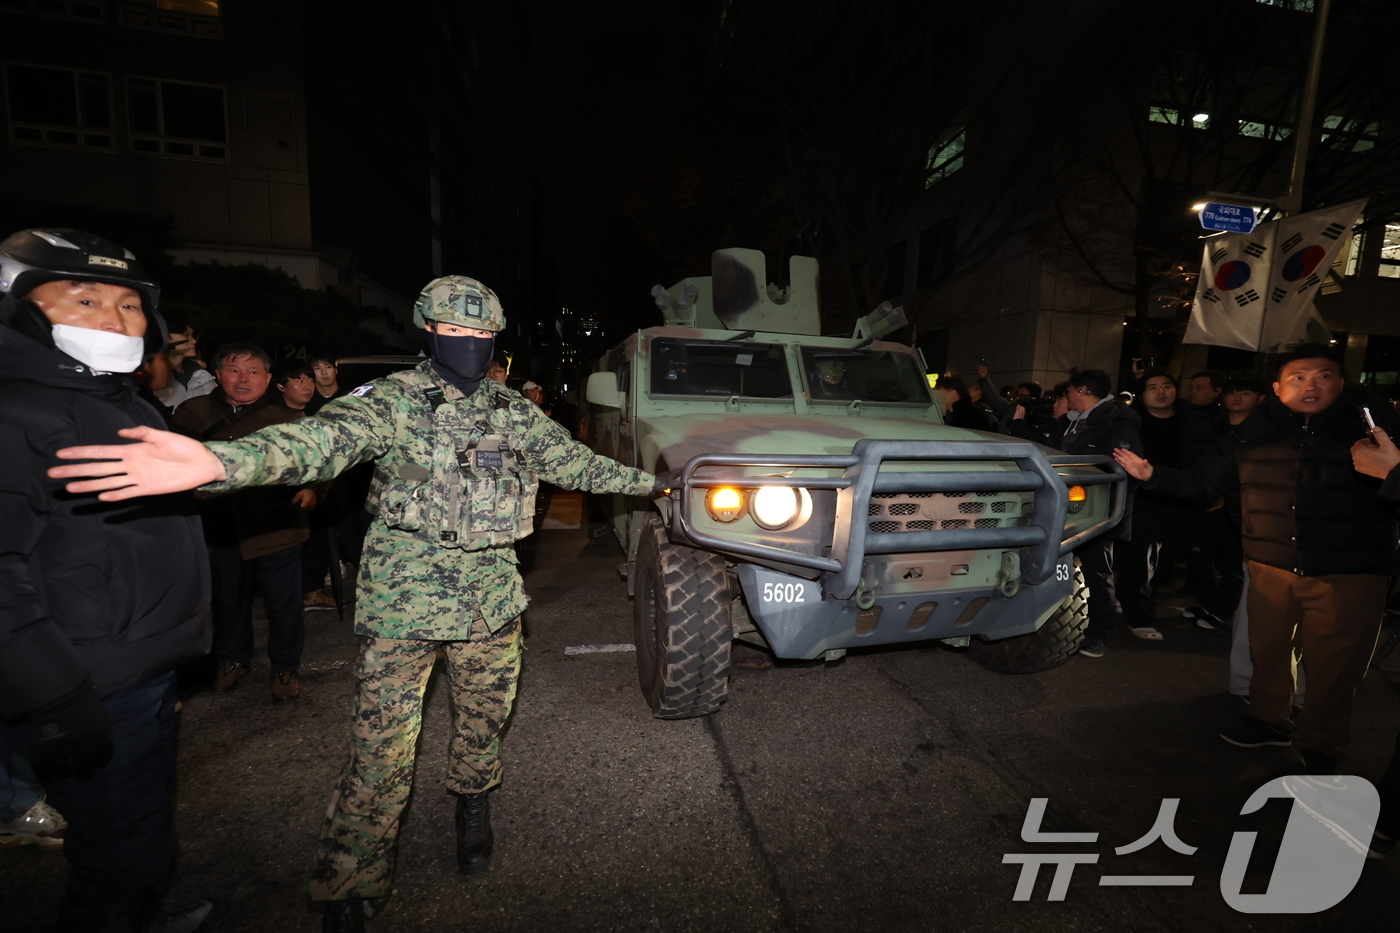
[867,489,1031,534]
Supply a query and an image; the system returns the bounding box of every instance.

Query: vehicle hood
[638,411,1045,469]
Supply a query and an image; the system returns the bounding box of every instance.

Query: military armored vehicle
[585,249,1126,719]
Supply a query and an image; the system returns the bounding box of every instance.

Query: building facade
[0,0,451,349]
[887,0,1400,393]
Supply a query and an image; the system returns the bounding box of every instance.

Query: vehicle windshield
[800,347,931,405]
[650,339,793,398]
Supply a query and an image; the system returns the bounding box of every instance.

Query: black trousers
[1116,497,1192,630]
[1379,730,1400,840]
[1076,538,1116,642]
[1187,509,1246,619]
[301,508,335,594]
[44,673,178,933]
[209,542,305,675]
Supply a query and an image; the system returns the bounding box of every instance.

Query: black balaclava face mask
[426,327,495,394]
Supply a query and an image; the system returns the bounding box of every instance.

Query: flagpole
[1280,0,1332,216]
[1262,0,1332,353]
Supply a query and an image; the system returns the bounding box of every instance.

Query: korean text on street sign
[1199,202,1259,234]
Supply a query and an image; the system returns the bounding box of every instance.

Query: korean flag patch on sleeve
[350,384,377,398]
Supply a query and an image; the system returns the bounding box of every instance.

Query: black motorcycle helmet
[0,228,167,355]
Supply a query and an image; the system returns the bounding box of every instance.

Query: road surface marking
[564,644,636,656]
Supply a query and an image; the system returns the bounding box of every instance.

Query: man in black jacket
[0,229,211,932]
[1058,369,1142,658]
[1349,425,1400,858]
[1115,345,1397,773]
[1116,370,1217,640]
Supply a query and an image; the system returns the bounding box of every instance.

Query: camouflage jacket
[203,361,654,640]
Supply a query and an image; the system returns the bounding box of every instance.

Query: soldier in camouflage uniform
[47,275,659,933]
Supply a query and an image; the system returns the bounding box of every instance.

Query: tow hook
[854,572,880,610]
[997,551,1022,599]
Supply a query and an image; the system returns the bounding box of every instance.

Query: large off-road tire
[968,561,1087,674]
[633,514,732,718]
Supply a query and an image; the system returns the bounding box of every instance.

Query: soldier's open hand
[1112,446,1154,481]
[48,425,228,501]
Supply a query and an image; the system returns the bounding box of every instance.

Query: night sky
[526,1,712,331]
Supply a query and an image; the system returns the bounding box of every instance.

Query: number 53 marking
[1054,563,1072,582]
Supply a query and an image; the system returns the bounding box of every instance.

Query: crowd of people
[937,351,1400,858]
[0,228,626,933]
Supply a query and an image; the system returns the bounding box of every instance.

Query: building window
[1380,219,1400,279]
[1320,114,1380,153]
[126,77,227,160]
[4,64,113,149]
[1148,51,1213,129]
[0,0,105,20]
[120,0,221,38]
[1255,0,1315,10]
[924,126,964,188]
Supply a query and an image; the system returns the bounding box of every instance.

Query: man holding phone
[1114,345,1399,774]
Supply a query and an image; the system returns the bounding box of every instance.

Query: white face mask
[50,323,146,374]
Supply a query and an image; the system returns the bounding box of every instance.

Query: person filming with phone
[1113,344,1400,776]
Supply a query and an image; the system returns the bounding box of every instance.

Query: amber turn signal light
[706,487,744,522]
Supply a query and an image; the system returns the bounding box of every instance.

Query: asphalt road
[8,500,1400,933]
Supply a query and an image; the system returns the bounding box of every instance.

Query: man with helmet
[0,229,212,932]
[47,274,662,932]
[813,358,853,399]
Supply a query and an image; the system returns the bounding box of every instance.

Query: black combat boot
[455,790,494,875]
[322,898,366,933]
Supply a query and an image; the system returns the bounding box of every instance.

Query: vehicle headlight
[707,487,744,522]
[751,485,815,530]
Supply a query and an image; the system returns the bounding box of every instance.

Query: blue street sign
[1199,202,1258,234]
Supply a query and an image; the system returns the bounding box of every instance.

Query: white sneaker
[0,796,67,849]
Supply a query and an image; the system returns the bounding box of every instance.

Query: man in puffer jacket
[1115,345,1399,774]
[0,229,211,932]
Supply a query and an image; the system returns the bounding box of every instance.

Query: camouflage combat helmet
[412,275,505,333]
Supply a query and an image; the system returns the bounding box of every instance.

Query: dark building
[880,0,1400,390]
[1,0,545,355]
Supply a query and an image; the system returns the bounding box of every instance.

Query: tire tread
[968,563,1088,674]
[636,515,732,718]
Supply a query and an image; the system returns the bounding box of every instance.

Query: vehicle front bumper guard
[673,439,1125,600]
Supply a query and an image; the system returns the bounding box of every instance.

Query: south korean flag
[1184,225,1276,352]
[1258,198,1366,350]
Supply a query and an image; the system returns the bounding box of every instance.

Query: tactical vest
[366,370,537,550]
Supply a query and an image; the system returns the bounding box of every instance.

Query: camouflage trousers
[307,619,522,902]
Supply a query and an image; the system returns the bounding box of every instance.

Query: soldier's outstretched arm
[519,404,655,496]
[50,388,399,500]
[198,391,397,492]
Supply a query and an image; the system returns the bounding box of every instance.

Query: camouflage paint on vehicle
[587,249,1126,672]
